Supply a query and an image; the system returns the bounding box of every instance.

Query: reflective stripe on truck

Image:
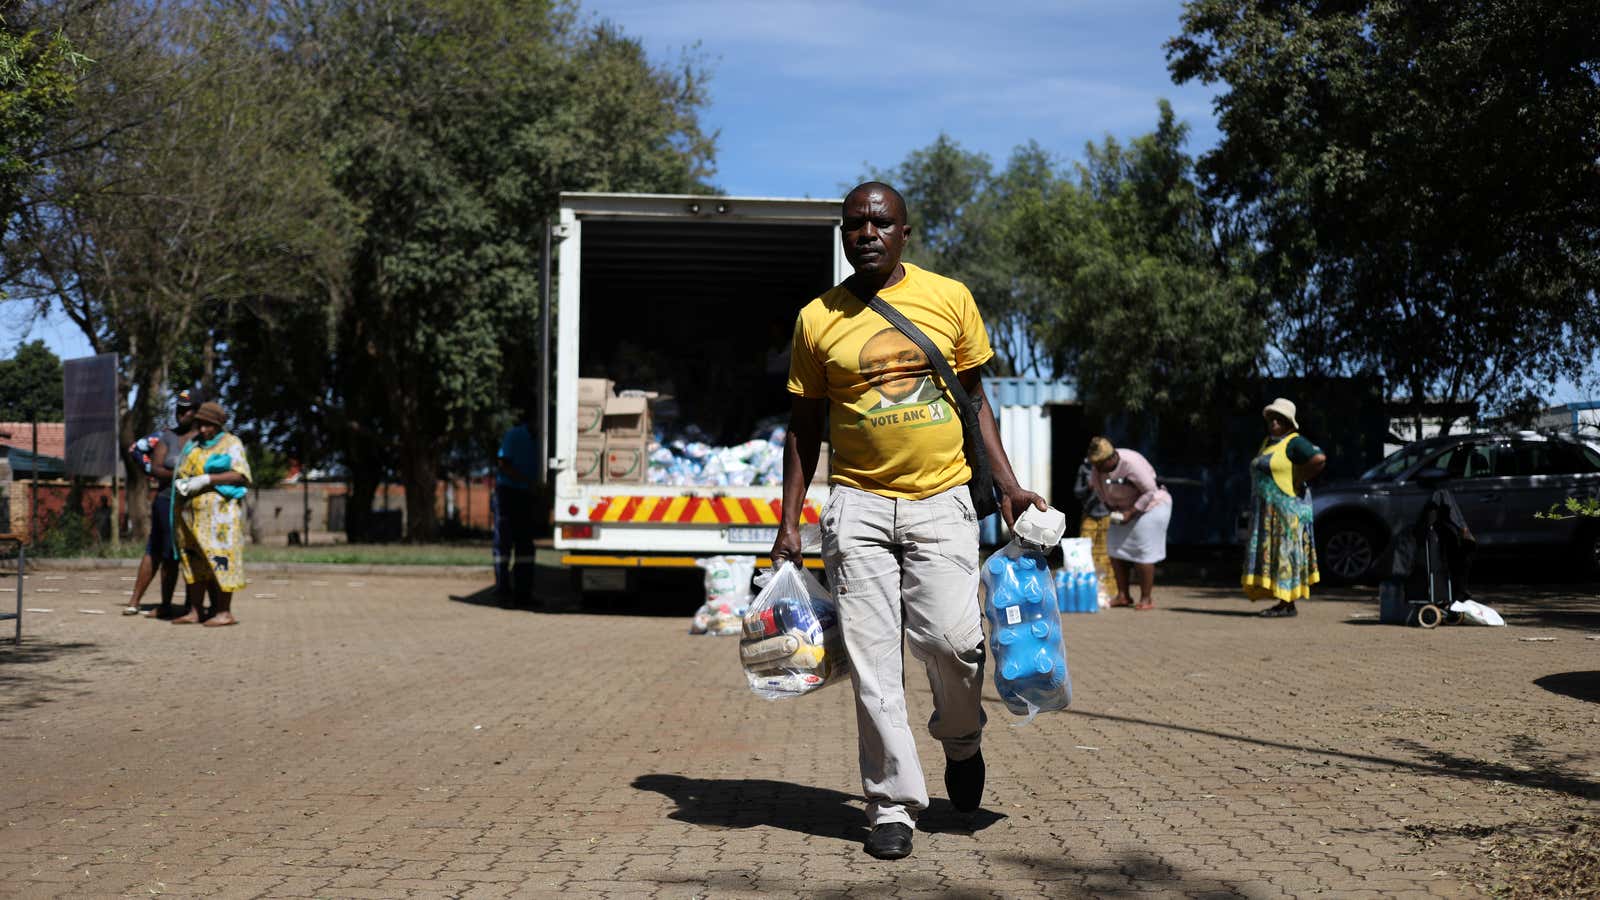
[586,496,820,525]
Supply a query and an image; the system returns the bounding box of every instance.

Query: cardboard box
[603,435,648,484]
[577,377,613,437]
[575,435,606,484]
[603,395,651,438]
[577,377,614,405]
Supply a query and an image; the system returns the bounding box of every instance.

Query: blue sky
[582,0,1222,198]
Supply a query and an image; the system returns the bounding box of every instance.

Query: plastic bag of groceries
[739,561,850,699]
[689,555,756,635]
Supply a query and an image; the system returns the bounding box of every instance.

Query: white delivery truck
[549,192,845,593]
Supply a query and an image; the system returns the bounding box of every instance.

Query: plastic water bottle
[984,549,1072,716]
[1055,569,1100,614]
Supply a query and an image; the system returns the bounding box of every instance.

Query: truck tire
[1575,523,1600,581]
[1319,518,1381,584]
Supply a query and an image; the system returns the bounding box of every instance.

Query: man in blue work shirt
[495,405,539,603]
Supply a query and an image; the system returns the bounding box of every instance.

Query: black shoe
[1259,601,1297,618]
[945,749,986,813]
[864,822,914,860]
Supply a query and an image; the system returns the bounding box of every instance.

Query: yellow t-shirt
[787,263,994,499]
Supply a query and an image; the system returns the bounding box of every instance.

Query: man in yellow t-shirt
[772,181,1046,861]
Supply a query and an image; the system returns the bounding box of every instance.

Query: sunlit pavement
[1,566,1595,898]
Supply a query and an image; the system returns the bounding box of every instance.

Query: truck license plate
[727,526,778,544]
[579,568,628,592]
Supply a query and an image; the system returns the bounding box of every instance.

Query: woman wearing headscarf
[1242,398,1327,618]
[169,401,252,627]
[1087,436,1173,610]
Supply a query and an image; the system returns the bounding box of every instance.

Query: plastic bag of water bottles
[1054,538,1099,614]
[739,561,850,700]
[982,507,1073,723]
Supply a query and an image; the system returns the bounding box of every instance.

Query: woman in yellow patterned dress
[170,401,252,627]
[1242,398,1327,618]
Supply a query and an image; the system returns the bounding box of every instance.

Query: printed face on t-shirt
[858,328,934,405]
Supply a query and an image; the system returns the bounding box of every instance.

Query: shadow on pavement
[0,638,97,723]
[1388,734,1598,800]
[630,774,1005,845]
[449,563,703,618]
[991,850,1249,899]
[1534,670,1600,704]
[448,585,518,609]
[1165,607,1266,618]
[1487,590,1600,632]
[1069,708,1599,801]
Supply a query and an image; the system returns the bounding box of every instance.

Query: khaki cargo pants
[821,484,987,828]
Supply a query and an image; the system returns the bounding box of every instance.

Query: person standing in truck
[771,181,1046,861]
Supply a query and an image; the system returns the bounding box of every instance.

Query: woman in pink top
[1086,436,1172,610]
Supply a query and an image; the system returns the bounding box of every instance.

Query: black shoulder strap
[854,281,999,518]
[859,293,983,429]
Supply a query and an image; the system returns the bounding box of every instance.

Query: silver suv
[1313,432,1600,582]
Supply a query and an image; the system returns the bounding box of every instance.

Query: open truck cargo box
[551,193,847,574]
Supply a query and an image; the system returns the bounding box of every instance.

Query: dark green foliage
[1012,101,1261,419]
[875,107,1259,418]
[0,14,84,226]
[224,0,716,540]
[0,339,62,419]
[1168,0,1600,422]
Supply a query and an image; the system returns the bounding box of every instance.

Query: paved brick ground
[1,565,1595,899]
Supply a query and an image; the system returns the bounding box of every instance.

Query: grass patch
[39,542,496,567]
[248,543,493,566]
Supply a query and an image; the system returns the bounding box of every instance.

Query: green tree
[0,339,62,419]
[0,11,85,226]
[870,136,1059,375]
[4,1,349,535]
[1012,102,1260,418]
[1168,0,1600,433]
[252,0,715,541]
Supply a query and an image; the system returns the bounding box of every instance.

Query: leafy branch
[1535,497,1600,521]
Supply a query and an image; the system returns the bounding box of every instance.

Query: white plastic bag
[690,555,757,635]
[696,555,756,607]
[739,561,850,699]
[1059,537,1094,574]
[1448,599,1506,626]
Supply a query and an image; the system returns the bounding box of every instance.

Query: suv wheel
[1320,520,1380,583]
[1576,524,1600,581]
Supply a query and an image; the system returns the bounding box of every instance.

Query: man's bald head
[843,181,908,225]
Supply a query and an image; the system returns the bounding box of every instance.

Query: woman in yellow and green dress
[170,401,252,627]
[1242,398,1326,618]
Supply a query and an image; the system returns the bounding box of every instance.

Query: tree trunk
[399,443,439,542]
[344,470,378,544]
[120,364,163,541]
[202,328,216,400]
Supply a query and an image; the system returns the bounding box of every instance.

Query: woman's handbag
[861,293,1002,520]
